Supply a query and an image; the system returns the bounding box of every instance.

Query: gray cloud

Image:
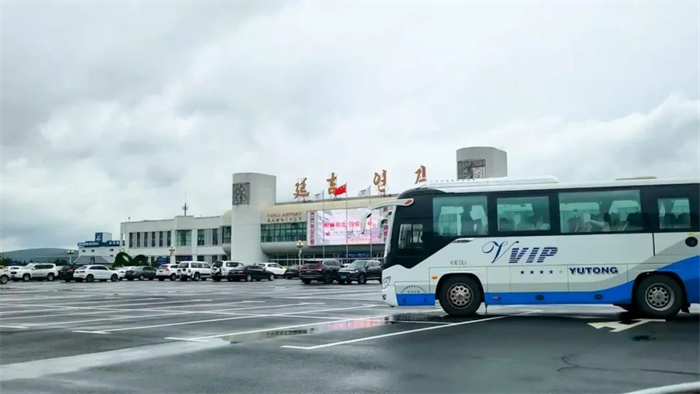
[1,2,698,251]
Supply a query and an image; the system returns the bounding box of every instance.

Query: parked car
[115,266,135,280]
[283,265,299,279]
[177,261,211,281]
[60,264,86,282]
[299,259,341,284]
[212,261,244,282]
[338,260,382,284]
[4,266,21,282]
[73,265,119,282]
[255,263,285,278]
[11,263,60,282]
[156,264,179,281]
[125,266,157,281]
[226,265,274,282]
[0,267,11,285]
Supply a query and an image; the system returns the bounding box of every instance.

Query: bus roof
[400,176,699,197]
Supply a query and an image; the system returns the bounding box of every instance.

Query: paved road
[1,280,698,393]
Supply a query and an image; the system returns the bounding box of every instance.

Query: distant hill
[1,248,77,263]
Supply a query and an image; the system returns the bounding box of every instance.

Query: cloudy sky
[1,1,698,251]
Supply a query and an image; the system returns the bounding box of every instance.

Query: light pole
[168,245,176,264]
[296,240,304,267]
[67,250,74,265]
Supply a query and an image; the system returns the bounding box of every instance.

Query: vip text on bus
[362,176,699,318]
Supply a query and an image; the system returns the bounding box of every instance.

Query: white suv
[256,263,285,278]
[1,267,12,284]
[212,261,244,282]
[177,261,211,281]
[12,263,60,282]
[156,264,179,281]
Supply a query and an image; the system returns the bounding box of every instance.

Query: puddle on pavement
[222,314,447,344]
[631,335,656,341]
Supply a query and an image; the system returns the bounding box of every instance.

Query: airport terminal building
[118,147,507,266]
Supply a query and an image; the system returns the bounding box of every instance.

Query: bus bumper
[383,285,436,306]
[382,286,399,307]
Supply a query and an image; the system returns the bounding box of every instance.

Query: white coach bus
[363,177,699,318]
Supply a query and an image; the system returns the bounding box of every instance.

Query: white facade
[120,216,227,265]
[229,172,276,263]
[76,232,122,264]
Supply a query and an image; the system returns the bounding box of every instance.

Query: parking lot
[1,280,698,393]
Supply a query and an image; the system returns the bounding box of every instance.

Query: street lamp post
[168,245,176,264]
[296,240,304,267]
[67,250,74,265]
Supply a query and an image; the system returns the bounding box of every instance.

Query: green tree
[111,252,133,268]
[132,255,149,266]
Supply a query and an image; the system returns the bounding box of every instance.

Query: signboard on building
[265,211,305,224]
[78,240,122,247]
[307,208,384,246]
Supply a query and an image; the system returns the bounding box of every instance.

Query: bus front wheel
[439,276,482,317]
[634,275,683,319]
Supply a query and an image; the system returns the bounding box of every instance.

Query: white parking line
[0,300,268,320]
[0,295,127,303]
[281,316,508,350]
[0,298,221,316]
[0,324,29,329]
[165,313,396,342]
[25,311,207,327]
[71,304,380,334]
[280,311,542,350]
[76,314,268,334]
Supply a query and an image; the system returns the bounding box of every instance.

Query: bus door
[647,184,699,261]
[644,186,699,305]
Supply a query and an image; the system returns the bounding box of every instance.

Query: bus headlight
[382,276,391,289]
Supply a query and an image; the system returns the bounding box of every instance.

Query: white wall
[230,173,276,263]
[456,146,508,179]
[120,216,225,264]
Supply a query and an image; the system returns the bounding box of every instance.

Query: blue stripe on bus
[396,293,436,306]
[485,283,634,305]
[395,255,699,306]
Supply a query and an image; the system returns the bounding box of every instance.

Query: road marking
[0,295,127,303]
[281,316,507,350]
[0,309,151,321]
[0,339,226,382]
[24,312,191,327]
[70,304,380,334]
[269,304,381,316]
[71,330,109,334]
[166,313,396,342]
[78,314,269,334]
[0,299,209,315]
[0,324,28,329]
[587,319,665,332]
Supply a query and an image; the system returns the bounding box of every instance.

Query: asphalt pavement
[1,279,698,393]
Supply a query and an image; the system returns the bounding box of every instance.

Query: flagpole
[345,185,349,264]
[369,186,373,259]
[322,189,325,258]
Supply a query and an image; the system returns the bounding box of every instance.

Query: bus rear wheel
[634,275,683,319]
[439,276,482,317]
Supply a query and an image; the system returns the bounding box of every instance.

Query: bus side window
[658,197,692,230]
[432,195,488,237]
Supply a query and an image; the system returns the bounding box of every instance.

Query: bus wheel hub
[449,284,472,308]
